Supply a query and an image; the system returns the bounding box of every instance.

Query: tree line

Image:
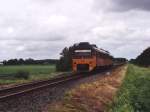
[3,58,58,65]
[130,47,150,67]
[113,58,128,64]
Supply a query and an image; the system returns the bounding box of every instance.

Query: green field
[110,64,150,112]
[0,65,56,75]
[0,65,59,85]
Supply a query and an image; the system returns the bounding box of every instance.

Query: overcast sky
[0,0,150,60]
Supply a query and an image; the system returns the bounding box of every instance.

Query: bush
[14,71,30,79]
[56,47,72,72]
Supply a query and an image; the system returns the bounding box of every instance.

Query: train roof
[93,47,110,54]
[73,42,110,54]
[73,42,92,49]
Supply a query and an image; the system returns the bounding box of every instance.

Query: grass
[0,65,59,85]
[109,64,150,112]
[0,65,55,75]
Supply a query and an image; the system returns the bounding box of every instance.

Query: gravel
[0,70,112,112]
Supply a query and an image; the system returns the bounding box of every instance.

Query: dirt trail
[46,66,127,112]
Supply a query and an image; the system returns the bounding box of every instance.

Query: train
[71,42,113,72]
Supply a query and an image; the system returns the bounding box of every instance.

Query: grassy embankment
[0,65,58,85]
[110,64,150,112]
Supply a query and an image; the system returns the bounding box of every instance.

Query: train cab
[71,42,113,72]
[72,42,96,72]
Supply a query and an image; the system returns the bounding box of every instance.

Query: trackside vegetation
[110,64,150,112]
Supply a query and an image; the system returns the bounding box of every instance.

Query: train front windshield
[74,50,92,58]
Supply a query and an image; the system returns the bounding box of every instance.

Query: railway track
[0,64,125,101]
[0,72,89,101]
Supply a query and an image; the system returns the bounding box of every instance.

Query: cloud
[113,0,150,11]
[0,0,149,60]
[94,0,150,12]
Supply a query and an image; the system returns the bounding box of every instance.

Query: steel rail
[0,73,85,100]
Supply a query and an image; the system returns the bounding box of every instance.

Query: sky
[0,0,150,60]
